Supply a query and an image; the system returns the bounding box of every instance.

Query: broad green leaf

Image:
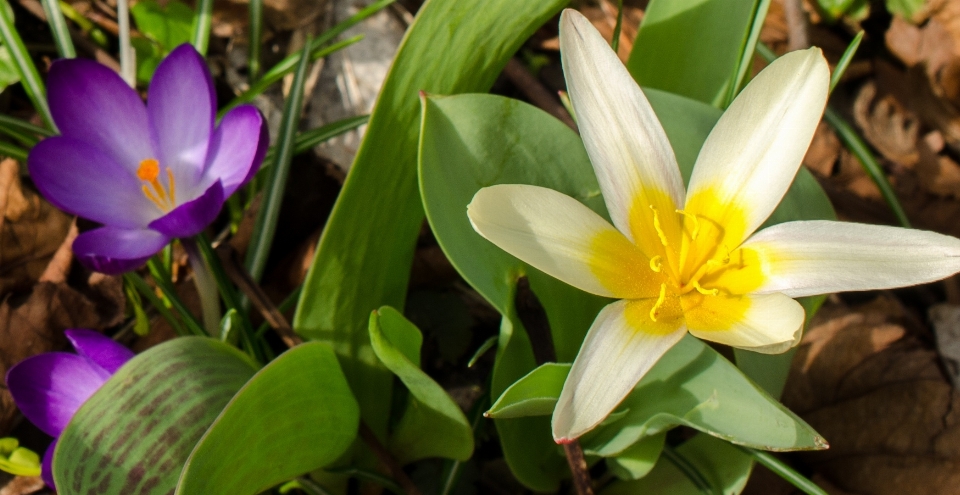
[606,432,666,481]
[369,307,473,463]
[886,0,924,20]
[55,337,258,495]
[627,0,766,107]
[486,363,569,419]
[0,46,20,93]
[293,0,568,441]
[417,91,833,488]
[176,342,359,495]
[419,94,606,490]
[481,336,825,455]
[601,434,754,495]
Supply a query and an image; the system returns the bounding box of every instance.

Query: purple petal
[47,59,153,174]
[147,44,215,190]
[148,181,224,238]
[41,440,56,489]
[6,354,108,437]
[73,226,170,275]
[202,105,268,197]
[28,137,158,228]
[65,329,134,375]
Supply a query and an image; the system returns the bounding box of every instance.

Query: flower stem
[563,440,594,495]
[181,238,221,336]
[147,257,206,336]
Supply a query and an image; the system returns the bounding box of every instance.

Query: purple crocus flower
[28,44,268,274]
[6,329,134,488]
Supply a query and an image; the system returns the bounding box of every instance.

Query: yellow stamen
[649,283,667,322]
[649,205,668,247]
[136,158,176,212]
[675,209,700,239]
[692,280,719,296]
[167,167,176,204]
[649,255,662,273]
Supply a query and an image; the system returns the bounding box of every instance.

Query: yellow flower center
[590,188,767,330]
[137,158,177,212]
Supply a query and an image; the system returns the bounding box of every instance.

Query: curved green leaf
[55,337,258,495]
[177,342,359,495]
[485,363,569,419]
[369,307,472,463]
[481,336,825,454]
[606,432,666,481]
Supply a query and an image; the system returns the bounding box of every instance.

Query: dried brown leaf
[783,296,960,495]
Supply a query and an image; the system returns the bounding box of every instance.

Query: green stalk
[248,0,262,82]
[190,0,214,55]
[610,0,623,53]
[123,272,187,336]
[742,448,828,495]
[244,39,311,283]
[147,257,207,336]
[0,0,55,130]
[40,0,75,58]
[181,238,221,335]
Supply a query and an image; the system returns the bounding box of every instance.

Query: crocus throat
[137,158,177,212]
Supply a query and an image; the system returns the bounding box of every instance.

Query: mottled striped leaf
[177,342,359,495]
[54,337,257,495]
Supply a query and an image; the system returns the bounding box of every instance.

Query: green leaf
[293,0,568,443]
[369,307,473,463]
[55,337,258,494]
[606,432,666,481]
[601,435,754,495]
[131,0,193,50]
[485,363,569,419]
[176,342,359,495]
[484,336,825,454]
[627,0,766,108]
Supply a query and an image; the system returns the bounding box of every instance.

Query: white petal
[559,9,684,247]
[552,299,686,442]
[684,292,805,355]
[685,48,829,247]
[468,185,662,299]
[742,220,960,298]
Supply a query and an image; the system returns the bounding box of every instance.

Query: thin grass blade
[248,0,262,82]
[742,448,828,495]
[0,0,55,129]
[40,0,75,58]
[245,40,311,283]
[830,30,863,92]
[724,0,771,107]
[190,0,213,55]
[261,114,369,165]
[0,141,28,161]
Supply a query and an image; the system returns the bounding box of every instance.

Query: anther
[137,159,160,181]
[692,280,719,296]
[649,255,662,273]
[675,209,700,239]
[649,283,667,322]
[649,205,668,247]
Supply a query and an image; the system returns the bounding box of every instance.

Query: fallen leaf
[783,295,960,495]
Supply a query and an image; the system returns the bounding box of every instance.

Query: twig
[563,441,595,495]
[358,422,422,495]
[783,0,809,51]
[502,59,577,130]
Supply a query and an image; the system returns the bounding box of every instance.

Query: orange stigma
[137,158,176,212]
